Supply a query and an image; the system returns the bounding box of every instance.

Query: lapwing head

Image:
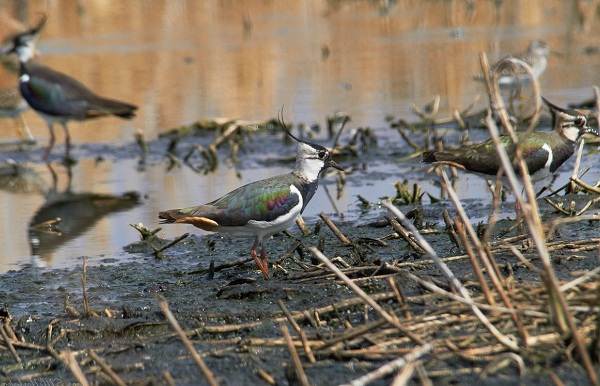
[528,40,549,58]
[278,113,342,182]
[543,97,599,142]
[1,14,47,63]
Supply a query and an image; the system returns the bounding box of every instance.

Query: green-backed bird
[423,98,599,188]
[1,15,137,161]
[159,130,343,279]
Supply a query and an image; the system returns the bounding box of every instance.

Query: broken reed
[479,53,597,385]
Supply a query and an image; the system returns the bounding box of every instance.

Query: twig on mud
[559,266,600,292]
[480,52,598,385]
[317,319,387,351]
[88,350,126,386]
[296,216,311,236]
[61,350,90,386]
[570,139,585,192]
[569,176,600,194]
[342,344,432,386]
[319,213,351,245]
[154,233,189,258]
[163,371,176,386]
[388,217,425,254]
[322,185,342,217]
[129,223,161,241]
[383,201,519,351]
[256,368,276,385]
[438,170,529,344]
[280,323,311,386]
[158,295,219,386]
[454,219,495,306]
[277,300,316,363]
[81,258,94,318]
[309,247,424,345]
[391,361,417,386]
[332,115,351,150]
[188,257,254,275]
[0,324,21,365]
[387,277,411,319]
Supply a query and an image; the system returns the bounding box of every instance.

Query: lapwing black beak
[328,159,344,171]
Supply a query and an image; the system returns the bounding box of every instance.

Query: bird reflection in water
[25,162,140,264]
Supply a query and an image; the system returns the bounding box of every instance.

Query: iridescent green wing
[204,174,300,226]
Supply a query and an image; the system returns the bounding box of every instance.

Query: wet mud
[1,124,599,384]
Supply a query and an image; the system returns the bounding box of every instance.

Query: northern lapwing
[159,126,343,279]
[423,98,600,189]
[1,15,137,161]
[477,40,550,87]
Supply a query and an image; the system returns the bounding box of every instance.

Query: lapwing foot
[251,248,270,280]
[259,249,270,280]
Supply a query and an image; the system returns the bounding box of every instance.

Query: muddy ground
[1,124,600,386]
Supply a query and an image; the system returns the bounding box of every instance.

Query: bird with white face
[423,97,600,192]
[159,127,343,279]
[1,15,137,162]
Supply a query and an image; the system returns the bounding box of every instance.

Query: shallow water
[0,0,599,272]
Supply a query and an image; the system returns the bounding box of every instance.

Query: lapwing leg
[259,246,270,280]
[43,122,56,161]
[250,238,269,280]
[61,122,73,163]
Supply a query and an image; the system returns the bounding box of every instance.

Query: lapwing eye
[318,150,327,160]
[575,117,586,127]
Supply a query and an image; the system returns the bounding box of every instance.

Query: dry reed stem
[480,52,598,385]
[163,371,176,386]
[454,219,495,306]
[382,201,519,351]
[158,295,219,386]
[81,257,90,317]
[391,361,417,386]
[88,350,126,386]
[439,170,529,344]
[319,213,351,245]
[387,277,412,319]
[309,247,424,345]
[61,350,89,386]
[277,299,316,363]
[388,217,426,254]
[280,323,311,386]
[402,271,545,318]
[570,176,600,194]
[257,368,276,385]
[296,216,310,236]
[342,343,432,386]
[0,324,20,365]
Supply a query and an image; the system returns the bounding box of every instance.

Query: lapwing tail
[91,97,138,119]
[158,209,219,231]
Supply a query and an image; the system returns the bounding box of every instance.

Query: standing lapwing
[159,123,343,279]
[1,15,137,161]
[423,98,600,190]
[476,40,550,87]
